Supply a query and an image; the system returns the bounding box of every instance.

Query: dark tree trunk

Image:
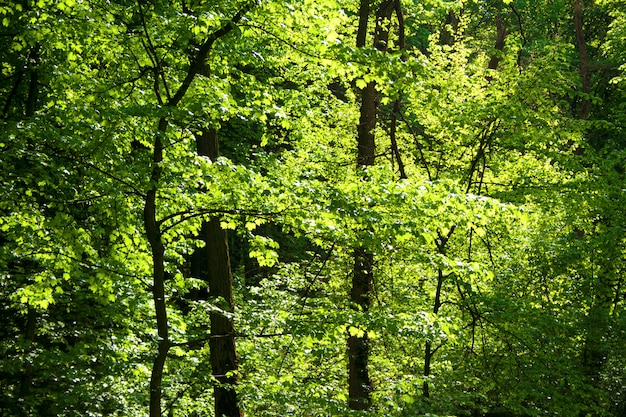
[348,248,374,410]
[18,307,36,407]
[138,4,253,416]
[439,10,460,46]
[349,1,398,410]
[349,1,375,409]
[487,15,507,71]
[25,47,40,117]
[195,128,242,417]
[422,268,444,398]
[146,118,170,417]
[389,1,407,179]
[422,228,453,398]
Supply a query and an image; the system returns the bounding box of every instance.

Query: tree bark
[422,267,443,398]
[18,306,36,410]
[139,4,254,414]
[195,128,242,417]
[349,1,398,410]
[571,4,614,409]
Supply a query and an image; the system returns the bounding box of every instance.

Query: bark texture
[349,0,398,410]
[571,2,613,409]
[196,128,242,417]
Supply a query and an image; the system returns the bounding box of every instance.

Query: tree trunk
[571,5,615,411]
[439,10,460,46]
[137,4,253,415]
[348,248,374,410]
[422,229,451,398]
[349,1,398,410]
[18,306,36,411]
[422,267,443,398]
[146,118,170,417]
[195,128,242,417]
[487,15,507,71]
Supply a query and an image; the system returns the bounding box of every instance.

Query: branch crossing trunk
[196,128,242,417]
[349,0,400,410]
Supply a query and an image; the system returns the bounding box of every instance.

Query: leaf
[348,326,365,338]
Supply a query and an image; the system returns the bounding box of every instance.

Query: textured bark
[357,79,377,168]
[205,219,241,417]
[349,1,398,410]
[196,128,242,417]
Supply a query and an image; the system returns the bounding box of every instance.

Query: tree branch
[169,1,258,107]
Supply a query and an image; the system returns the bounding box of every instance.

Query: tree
[1,0,625,416]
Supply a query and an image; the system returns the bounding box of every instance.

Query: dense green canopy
[1,0,625,416]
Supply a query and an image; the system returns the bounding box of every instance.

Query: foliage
[1,0,625,416]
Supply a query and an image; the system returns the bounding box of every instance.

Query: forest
[1,0,625,416]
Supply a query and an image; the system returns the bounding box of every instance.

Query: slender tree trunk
[145,117,170,417]
[196,128,242,417]
[422,267,444,398]
[349,1,397,410]
[389,2,407,179]
[348,247,374,410]
[18,307,36,410]
[138,4,253,416]
[349,1,375,409]
[422,229,453,398]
